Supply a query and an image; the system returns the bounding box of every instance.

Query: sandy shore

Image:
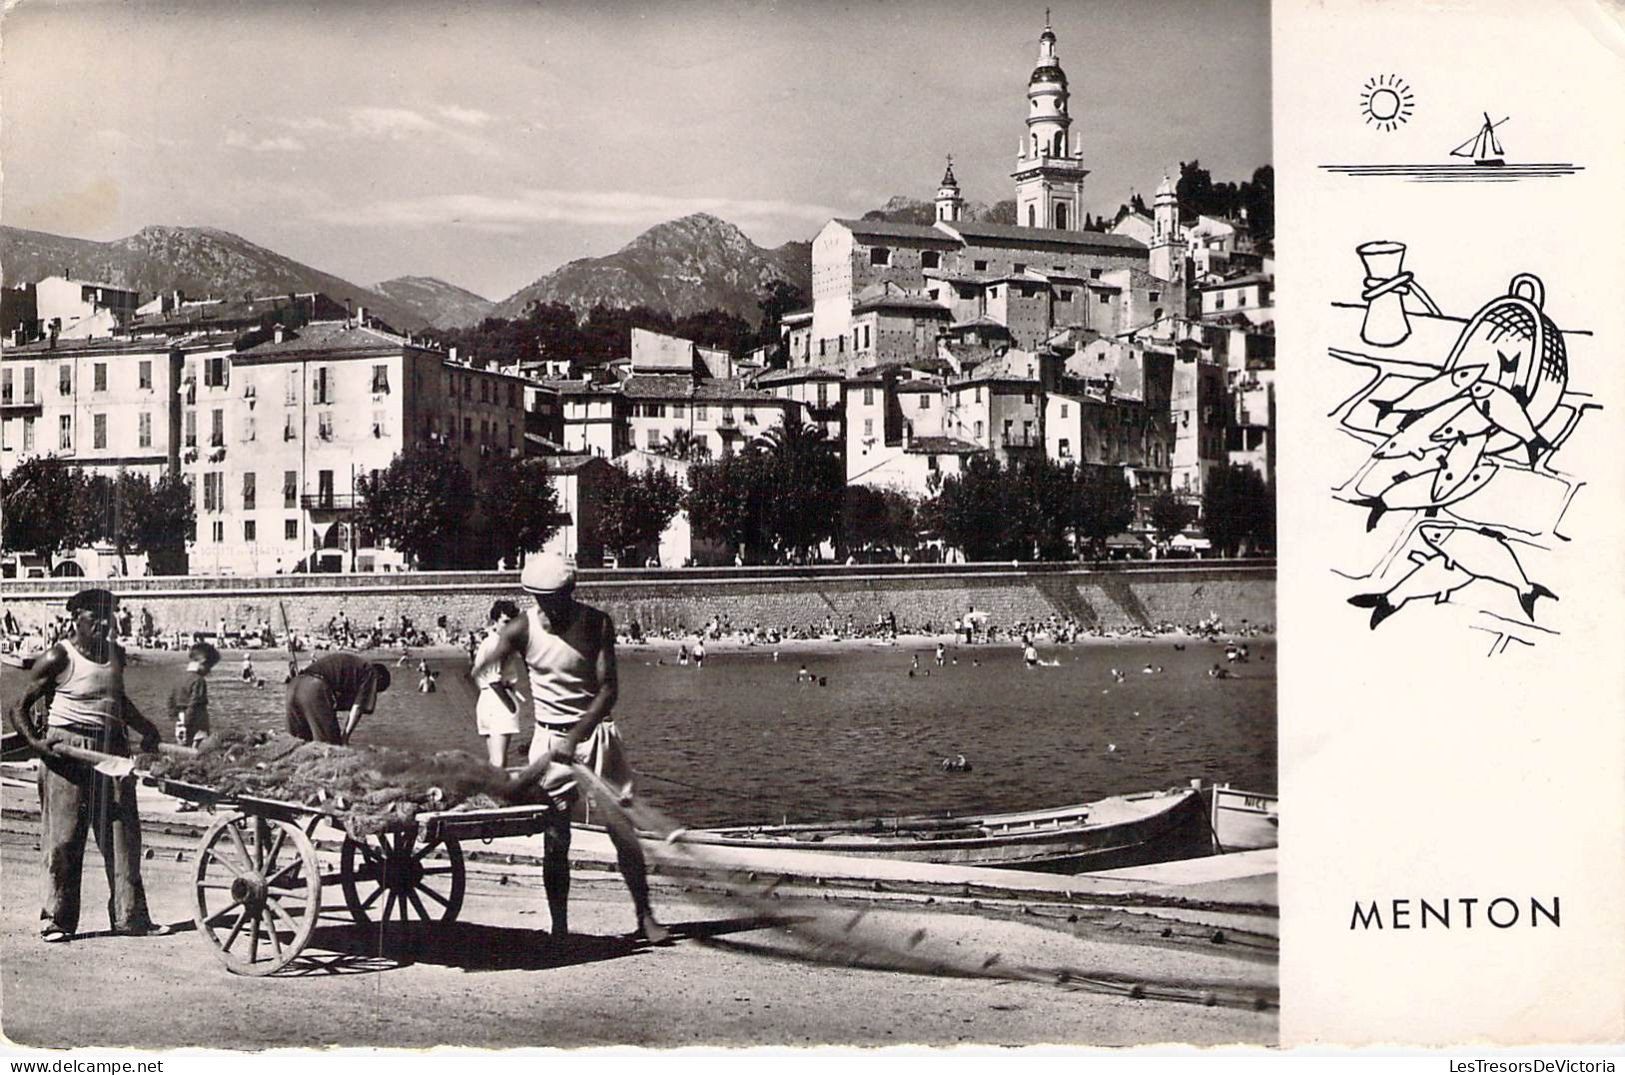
[0,778,1275,1050]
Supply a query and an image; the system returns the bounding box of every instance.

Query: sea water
[6,638,1274,828]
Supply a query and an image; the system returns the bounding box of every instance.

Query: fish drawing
[1373,401,1468,460]
[1347,461,1498,531]
[1371,364,1487,423]
[1430,432,1490,501]
[1468,381,1549,466]
[1347,551,1476,629]
[1429,405,1493,444]
[1416,522,1558,620]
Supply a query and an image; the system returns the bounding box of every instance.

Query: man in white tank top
[474,553,669,944]
[8,589,170,942]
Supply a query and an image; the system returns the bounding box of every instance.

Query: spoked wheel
[193,812,322,976]
[340,829,465,928]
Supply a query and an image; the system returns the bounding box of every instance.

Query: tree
[354,443,475,569]
[934,455,1026,561]
[1019,458,1076,561]
[1149,490,1194,544]
[594,462,685,565]
[658,429,710,462]
[1,456,88,555]
[477,455,563,566]
[1243,165,1274,243]
[754,418,844,560]
[756,280,809,353]
[1071,465,1135,559]
[76,470,195,575]
[1201,464,1271,557]
[686,451,774,560]
[841,485,918,556]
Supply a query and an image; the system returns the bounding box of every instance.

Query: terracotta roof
[536,454,609,474]
[952,348,1041,386]
[236,320,422,359]
[834,218,958,244]
[752,366,845,386]
[618,372,780,403]
[905,436,986,455]
[945,220,1147,253]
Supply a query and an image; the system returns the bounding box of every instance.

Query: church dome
[1030,63,1066,86]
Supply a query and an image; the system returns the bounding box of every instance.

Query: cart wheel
[193,812,321,976]
[340,830,465,928]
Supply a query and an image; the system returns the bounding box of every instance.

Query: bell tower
[1013,13,1088,231]
[935,156,964,223]
[1150,172,1185,281]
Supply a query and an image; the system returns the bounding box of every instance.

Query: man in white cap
[475,552,669,944]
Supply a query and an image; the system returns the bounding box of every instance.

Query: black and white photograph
[2,0,1282,1053]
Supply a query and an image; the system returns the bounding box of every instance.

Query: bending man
[476,553,668,943]
[285,652,392,745]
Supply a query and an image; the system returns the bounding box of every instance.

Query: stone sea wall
[1,561,1274,638]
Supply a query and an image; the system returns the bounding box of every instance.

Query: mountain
[372,275,494,330]
[861,195,1018,226]
[0,224,430,332]
[492,214,812,326]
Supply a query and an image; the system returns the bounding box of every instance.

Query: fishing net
[138,729,549,839]
[570,764,1278,1014]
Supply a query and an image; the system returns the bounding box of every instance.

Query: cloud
[347,106,441,139]
[312,187,844,236]
[437,105,495,127]
[276,107,498,157]
[224,131,306,153]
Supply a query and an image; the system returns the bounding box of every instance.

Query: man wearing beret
[9,589,171,943]
[475,552,669,944]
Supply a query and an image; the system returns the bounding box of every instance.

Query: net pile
[138,729,549,838]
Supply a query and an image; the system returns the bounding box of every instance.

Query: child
[170,643,219,810]
[240,652,255,682]
[171,642,219,749]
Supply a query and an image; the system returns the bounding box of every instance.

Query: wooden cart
[147,772,560,976]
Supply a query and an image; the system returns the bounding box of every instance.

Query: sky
[1,0,1271,302]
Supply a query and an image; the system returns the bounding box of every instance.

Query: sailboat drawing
[1451,113,1508,167]
[1323,105,1581,182]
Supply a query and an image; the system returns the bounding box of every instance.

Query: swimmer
[678,644,689,666]
[934,643,945,668]
[693,638,706,669]
[797,664,813,683]
[911,654,920,671]
[1023,643,1038,668]
[240,653,255,683]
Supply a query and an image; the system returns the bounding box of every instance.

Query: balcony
[301,493,358,511]
[1000,431,1041,448]
[0,398,42,416]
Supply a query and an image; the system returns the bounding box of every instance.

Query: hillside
[0,224,430,332]
[862,195,1017,226]
[372,275,494,330]
[492,214,812,325]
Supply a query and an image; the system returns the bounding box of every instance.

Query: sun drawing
[1360,74,1415,131]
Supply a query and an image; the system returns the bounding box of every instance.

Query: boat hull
[1210,785,1279,852]
[677,788,1216,875]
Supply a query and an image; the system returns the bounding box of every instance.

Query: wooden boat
[670,785,1218,874]
[1209,784,1278,852]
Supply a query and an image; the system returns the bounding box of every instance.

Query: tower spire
[1014,16,1087,229]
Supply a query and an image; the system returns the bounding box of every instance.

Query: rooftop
[852,293,952,315]
[833,218,958,244]
[618,372,780,403]
[235,320,427,360]
[944,220,1148,253]
[752,366,845,386]
[905,436,986,455]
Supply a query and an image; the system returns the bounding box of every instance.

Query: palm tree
[660,429,710,461]
[753,417,843,561]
